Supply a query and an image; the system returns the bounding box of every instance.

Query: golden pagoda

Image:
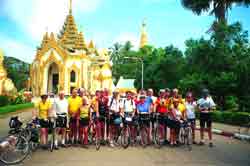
[0,49,17,96]
[139,19,148,48]
[29,0,113,96]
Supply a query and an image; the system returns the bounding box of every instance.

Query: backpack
[9,116,22,129]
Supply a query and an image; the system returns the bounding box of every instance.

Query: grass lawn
[0,103,34,115]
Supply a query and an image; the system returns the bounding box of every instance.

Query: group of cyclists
[33,87,216,150]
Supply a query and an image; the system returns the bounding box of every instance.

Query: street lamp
[124,57,144,90]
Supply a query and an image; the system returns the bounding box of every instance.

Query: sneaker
[209,142,214,148]
[193,141,197,145]
[110,141,115,148]
[164,140,170,145]
[54,146,59,150]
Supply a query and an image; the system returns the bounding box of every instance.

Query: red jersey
[155,98,168,113]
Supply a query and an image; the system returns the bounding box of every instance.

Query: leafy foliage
[181,0,250,23]
[3,56,30,91]
[111,22,250,112]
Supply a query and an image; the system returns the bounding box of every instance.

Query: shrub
[0,96,9,107]
[224,95,239,112]
[231,112,250,126]
[221,111,233,124]
[196,110,250,126]
[211,111,224,123]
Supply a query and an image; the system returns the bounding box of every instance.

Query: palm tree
[181,0,250,23]
[109,42,122,63]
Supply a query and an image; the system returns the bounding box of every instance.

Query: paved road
[1,109,250,166]
[22,134,250,166]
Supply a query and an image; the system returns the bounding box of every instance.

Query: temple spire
[69,0,72,14]
[140,19,148,48]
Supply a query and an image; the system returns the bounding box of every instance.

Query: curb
[195,127,250,141]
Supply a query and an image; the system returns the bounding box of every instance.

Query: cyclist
[197,89,216,147]
[98,90,109,142]
[36,94,51,149]
[108,91,122,147]
[154,89,169,144]
[78,88,89,103]
[90,90,101,141]
[79,97,90,148]
[169,98,183,146]
[147,89,157,104]
[68,88,82,145]
[164,88,172,143]
[120,91,137,144]
[185,92,197,144]
[54,91,68,149]
[147,89,157,140]
[137,93,153,144]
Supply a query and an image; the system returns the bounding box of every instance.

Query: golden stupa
[139,19,148,48]
[0,49,17,96]
[29,0,113,96]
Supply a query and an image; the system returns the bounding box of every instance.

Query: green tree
[181,0,250,23]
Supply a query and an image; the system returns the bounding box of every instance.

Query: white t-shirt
[197,96,216,113]
[54,98,69,115]
[174,108,182,121]
[120,99,136,113]
[108,97,120,113]
[185,101,197,119]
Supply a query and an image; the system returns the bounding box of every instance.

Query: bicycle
[154,113,167,148]
[48,117,56,152]
[120,113,134,149]
[88,115,101,150]
[0,117,30,165]
[179,120,192,151]
[138,113,151,147]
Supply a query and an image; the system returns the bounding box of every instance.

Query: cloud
[3,0,101,42]
[114,32,139,49]
[0,37,35,63]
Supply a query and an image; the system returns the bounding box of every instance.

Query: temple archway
[47,62,59,94]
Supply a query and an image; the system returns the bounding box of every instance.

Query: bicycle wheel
[121,126,130,149]
[95,123,101,150]
[50,129,55,152]
[186,127,192,151]
[88,123,94,145]
[30,142,39,152]
[0,135,30,165]
[179,127,185,145]
[140,126,149,147]
[95,137,101,150]
[154,123,162,148]
[21,129,31,141]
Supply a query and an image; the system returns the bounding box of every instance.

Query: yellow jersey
[91,97,99,112]
[178,103,186,115]
[169,97,186,113]
[68,96,82,115]
[80,105,90,118]
[37,101,51,120]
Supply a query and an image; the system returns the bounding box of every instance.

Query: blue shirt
[146,96,153,104]
[137,100,151,113]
